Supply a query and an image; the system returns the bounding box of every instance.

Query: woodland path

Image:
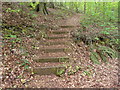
[25,13,118,88]
[27,14,81,75]
[60,14,81,26]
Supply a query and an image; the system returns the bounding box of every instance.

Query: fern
[98,51,107,62]
[98,45,117,59]
[90,45,118,64]
[90,51,100,64]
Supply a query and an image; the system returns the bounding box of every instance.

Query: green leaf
[84,70,91,76]
[56,69,65,76]
[19,2,25,5]
[16,61,20,64]
[90,51,100,64]
[22,59,30,64]
[98,45,117,59]
[100,31,110,35]
[99,52,107,62]
[95,37,99,40]
[20,63,26,66]
[100,25,106,26]
[105,28,110,30]
[24,65,29,70]
[17,75,23,79]
[10,35,17,38]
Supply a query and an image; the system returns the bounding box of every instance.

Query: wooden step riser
[44,42,70,46]
[34,58,69,63]
[60,26,75,28]
[39,41,70,46]
[40,49,71,53]
[47,39,71,43]
[26,66,66,75]
[34,52,67,58]
[45,37,68,39]
[47,35,68,38]
[51,32,69,34]
[50,26,74,29]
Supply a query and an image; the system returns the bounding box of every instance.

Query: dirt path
[25,13,118,88]
[29,14,82,74]
[59,14,81,27]
[2,6,118,88]
[65,14,81,26]
[24,14,82,87]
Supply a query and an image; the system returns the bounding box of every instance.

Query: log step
[43,41,70,46]
[40,48,71,53]
[47,39,71,42]
[33,57,69,63]
[45,36,68,39]
[38,45,69,49]
[60,25,75,28]
[33,51,68,57]
[26,66,66,75]
[51,31,69,34]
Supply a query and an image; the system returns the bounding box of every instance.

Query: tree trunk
[84,2,86,14]
[43,3,49,15]
[36,3,40,12]
[36,2,48,15]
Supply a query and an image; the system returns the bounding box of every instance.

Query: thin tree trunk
[84,2,86,14]
[36,3,40,12]
[94,2,97,13]
[43,3,49,15]
[103,2,106,18]
[37,2,49,15]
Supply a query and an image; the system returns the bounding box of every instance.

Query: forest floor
[24,10,118,88]
[1,7,119,88]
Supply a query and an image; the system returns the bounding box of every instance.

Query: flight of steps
[27,28,72,75]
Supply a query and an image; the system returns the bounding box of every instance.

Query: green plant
[17,75,23,79]
[19,2,25,5]
[41,31,47,38]
[20,59,30,70]
[90,51,100,64]
[4,34,22,43]
[56,68,65,76]
[98,45,117,59]
[6,8,21,13]
[32,14,38,17]
[83,70,91,76]
[68,66,81,75]
[100,31,110,35]
[4,34,17,39]
[30,2,39,9]
[90,45,118,64]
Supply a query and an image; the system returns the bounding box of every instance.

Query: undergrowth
[73,14,119,64]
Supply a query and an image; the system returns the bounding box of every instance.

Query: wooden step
[47,34,68,37]
[60,25,75,28]
[38,45,70,49]
[45,36,68,40]
[33,57,69,63]
[33,62,65,67]
[51,31,69,34]
[39,40,70,45]
[33,52,70,59]
[26,66,66,75]
[47,38,71,42]
[39,48,71,53]
[44,41,70,46]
